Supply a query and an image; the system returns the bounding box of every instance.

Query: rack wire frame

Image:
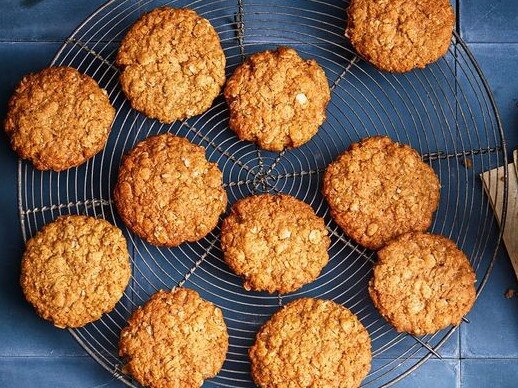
[16,0,508,387]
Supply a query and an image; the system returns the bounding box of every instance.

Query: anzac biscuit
[369,232,476,335]
[323,136,440,250]
[4,67,115,171]
[224,47,330,151]
[20,215,130,328]
[119,288,228,388]
[249,298,371,388]
[220,194,330,293]
[117,7,226,123]
[346,0,455,72]
[114,133,227,247]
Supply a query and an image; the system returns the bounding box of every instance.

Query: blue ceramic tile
[469,43,518,155]
[0,42,89,357]
[366,359,459,387]
[0,1,105,41]
[0,2,517,387]
[461,249,518,358]
[0,356,123,388]
[395,359,459,388]
[461,359,518,388]
[460,43,518,357]
[460,0,518,43]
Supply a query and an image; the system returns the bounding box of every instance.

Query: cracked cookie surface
[250,298,371,388]
[346,0,455,72]
[114,133,227,247]
[21,215,130,328]
[117,7,226,123]
[120,288,228,388]
[221,194,330,293]
[224,47,330,151]
[369,232,476,335]
[5,67,115,171]
[323,136,440,250]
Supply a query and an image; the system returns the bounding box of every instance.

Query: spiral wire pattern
[17,0,508,386]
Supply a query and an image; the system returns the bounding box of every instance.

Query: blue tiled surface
[383,359,459,388]
[461,248,518,358]
[468,43,518,156]
[0,1,517,388]
[457,43,518,361]
[460,0,518,43]
[0,357,121,387]
[0,1,105,41]
[462,359,518,388]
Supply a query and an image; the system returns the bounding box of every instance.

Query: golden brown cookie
[346,0,455,73]
[323,136,440,250]
[20,215,131,328]
[250,298,371,388]
[369,232,476,335]
[119,288,228,388]
[224,47,330,152]
[116,7,226,123]
[114,133,227,247]
[4,67,115,171]
[221,194,330,294]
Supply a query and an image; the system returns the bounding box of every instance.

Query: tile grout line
[457,356,462,388]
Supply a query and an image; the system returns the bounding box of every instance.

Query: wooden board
[481,150,518,279]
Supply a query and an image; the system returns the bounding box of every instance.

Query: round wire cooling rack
[17,0,508,387]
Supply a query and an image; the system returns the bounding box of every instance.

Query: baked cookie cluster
[323,136,475,337]
[8,2,477,387]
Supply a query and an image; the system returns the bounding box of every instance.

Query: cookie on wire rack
[369,232,476,335]
[4,66,115,171]
[323,136,440,250]
[116,7,226,123]
[119,288,228,388]
[20,215,131,328]
[346,0,455,73]
[114,133,227,247]
[224,47,330,152]
[249,298,371,388]
[221,194,330,294]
